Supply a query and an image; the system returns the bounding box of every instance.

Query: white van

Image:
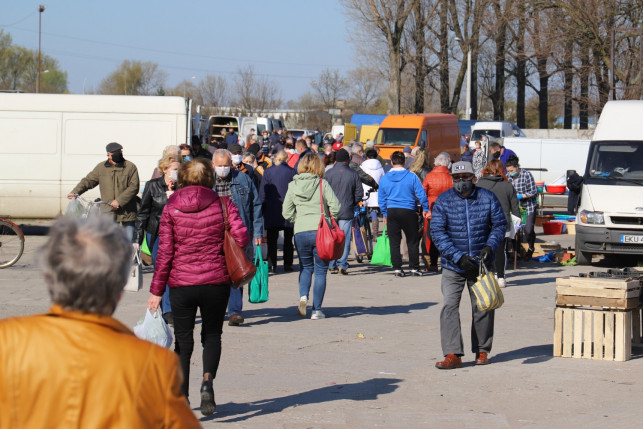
[0,93,191,218]
[575,100,643,264]
[470,121,525,143]
[256,117,285,135]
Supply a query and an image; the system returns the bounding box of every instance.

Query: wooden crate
[554,307,632,361]
[556,277,641,310]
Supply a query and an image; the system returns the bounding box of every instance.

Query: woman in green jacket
[283,154,341,320]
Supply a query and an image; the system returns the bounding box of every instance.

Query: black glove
[458,255,478,276]
[479,246,493,262]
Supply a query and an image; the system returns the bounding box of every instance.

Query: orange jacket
[422,165,453,210]
[0,306,200,429]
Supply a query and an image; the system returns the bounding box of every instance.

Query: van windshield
[375,128,418,146]
[471,129,501,141]
[588,141,643,182]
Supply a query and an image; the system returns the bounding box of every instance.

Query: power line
[8,26,351,70]
[47,48,317,81]
[0,11,37,28]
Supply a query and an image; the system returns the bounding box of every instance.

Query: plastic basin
[546,185,566,194]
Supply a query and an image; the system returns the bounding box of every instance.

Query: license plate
[620,235,643,244]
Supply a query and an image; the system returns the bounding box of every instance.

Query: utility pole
[37,5,46,93]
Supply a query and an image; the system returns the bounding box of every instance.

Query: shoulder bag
[220,197,256,288]
[315,179,345,261]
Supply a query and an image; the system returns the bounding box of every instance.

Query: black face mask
[111,151,125,164]
[492,151,501,159]
[454,180,474,196]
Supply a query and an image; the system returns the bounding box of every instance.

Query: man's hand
[110,200,120,210]
[383,217,387,224]
[67,193,75,200]
[255,238,263,246]
[457,255,478,276]
[423,211,431,220]
[147,294,162,311]
[480,246,493,262]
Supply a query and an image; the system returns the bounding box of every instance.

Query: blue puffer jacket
[430,186,507,274]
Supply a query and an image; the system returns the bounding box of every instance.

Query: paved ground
[1,227,642,428]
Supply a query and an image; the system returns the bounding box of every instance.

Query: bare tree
[198,74,229,109]
[311,68,349,110]
[341,0,419,114]
[233,66,282,115]
[347,67,384,112]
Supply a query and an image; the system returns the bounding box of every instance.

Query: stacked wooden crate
[554,277,641,361]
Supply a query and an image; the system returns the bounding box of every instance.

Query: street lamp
[455,37,472,120]
[37,4,46,93]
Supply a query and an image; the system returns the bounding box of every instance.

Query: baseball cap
[403,146,412,153]
[228,144,243,155]
[332,141,343,151]
[450,161,475,176]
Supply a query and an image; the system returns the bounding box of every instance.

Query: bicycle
[0,218,25,268]
[68,195,113,219]
[354,188,376,263]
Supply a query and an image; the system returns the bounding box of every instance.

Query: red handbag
[315,179,345,261]
[220,197,256,288]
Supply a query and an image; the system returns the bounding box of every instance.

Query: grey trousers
[440,268,495,356]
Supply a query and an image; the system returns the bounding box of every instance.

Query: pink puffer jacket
[150,186,249,295]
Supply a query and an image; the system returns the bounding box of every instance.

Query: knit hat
[105,142,123,153]
[247,143,261,155]
[336,148,350,163]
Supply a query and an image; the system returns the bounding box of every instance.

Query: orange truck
[374,113,461,163]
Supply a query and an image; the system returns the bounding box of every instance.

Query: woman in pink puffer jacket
[148,159,248,416]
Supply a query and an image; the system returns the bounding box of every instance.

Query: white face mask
[169,170,178,182]
[231,154,243,165]
[215,166,231,178]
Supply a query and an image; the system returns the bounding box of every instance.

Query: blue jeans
[122,221,135,242]
[294,230,329,310]
[329,219,353,270]
[148,233,171,315]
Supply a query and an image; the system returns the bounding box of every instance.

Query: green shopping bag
[370,225,392,267]
[141,234,152,256]
[249,246,269,303]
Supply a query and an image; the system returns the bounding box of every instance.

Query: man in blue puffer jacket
[431,161,506,369]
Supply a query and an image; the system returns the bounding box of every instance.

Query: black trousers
[387,207,420,270]
[170,284,230,399]
[266,227,294,269]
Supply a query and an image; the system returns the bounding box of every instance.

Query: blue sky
[1,0,355,101]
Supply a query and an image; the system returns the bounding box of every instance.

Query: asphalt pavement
[1,227,642,428]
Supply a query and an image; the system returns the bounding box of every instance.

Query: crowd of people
[0,128,541,422]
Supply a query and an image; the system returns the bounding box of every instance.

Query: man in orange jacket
[422,152,453,271]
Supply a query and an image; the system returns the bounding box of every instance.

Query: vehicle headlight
[579,210,604,225]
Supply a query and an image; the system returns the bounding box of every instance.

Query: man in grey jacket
[324,149,363,274]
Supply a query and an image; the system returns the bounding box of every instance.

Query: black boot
[200,379,216,416]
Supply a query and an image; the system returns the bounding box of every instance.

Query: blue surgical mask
[508,171,518,177]
[182,155,192,162]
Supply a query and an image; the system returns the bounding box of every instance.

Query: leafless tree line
[341,0,642,128]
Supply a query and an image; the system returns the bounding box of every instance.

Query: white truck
[503,137,591,184]
[574,100,643,265]
[0,93,191,218]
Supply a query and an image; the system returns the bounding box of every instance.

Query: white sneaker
[311,310,326,320]
[298,296,307,316]
[497,278,506,288]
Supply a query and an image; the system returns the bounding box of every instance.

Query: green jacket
[71,159,140,223]
[282,173,341,234]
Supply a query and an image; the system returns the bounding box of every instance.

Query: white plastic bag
[124,247,142,292]
[65,198,85,218]
[133,309,173,348]
[506,214,523,239]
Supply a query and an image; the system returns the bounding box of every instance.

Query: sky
[1,0,355,101]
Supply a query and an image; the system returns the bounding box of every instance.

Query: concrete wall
[523,129,594,140]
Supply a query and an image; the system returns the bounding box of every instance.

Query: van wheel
[575,236,591,265]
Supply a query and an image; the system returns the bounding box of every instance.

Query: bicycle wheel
[0,220,25,268]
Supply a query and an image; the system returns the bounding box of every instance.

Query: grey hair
[242,152,255,163]
[163,145,180,158]
[41,216,132,316]
[351,143,363,154]
[214,149,232,162]
[435,152,451,167]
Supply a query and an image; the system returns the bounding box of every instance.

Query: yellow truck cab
[374,113,460,163]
